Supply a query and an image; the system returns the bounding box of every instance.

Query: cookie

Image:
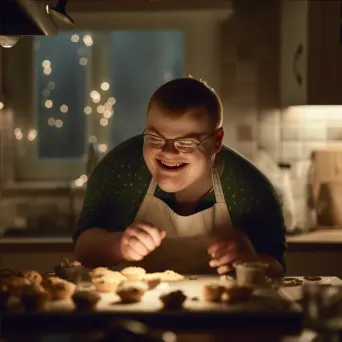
[72,291,100,311]
[116,281,148,304]
[158,270,184,282]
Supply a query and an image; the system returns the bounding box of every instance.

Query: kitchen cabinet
[280,0,342,106]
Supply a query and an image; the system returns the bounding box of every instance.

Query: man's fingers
[209,253,235,268]
[128,227,157,251]
[127,236,149,256]
[217,265,233,275]
[133,221,165,247]
[123,244,144,261]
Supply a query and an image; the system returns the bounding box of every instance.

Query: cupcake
[20,284,50,311]
[43,277,76,300]
[121,267,146,281]
[89,267,110,279]
[72,291,101,311]
[160,290,187,310]
[92,275,121,293]
[116,281,148,304]
[223,285,253,302]
[22,270,43,285]
[0,285,9,310]
[159,270,184,282]
[202,283,226,303]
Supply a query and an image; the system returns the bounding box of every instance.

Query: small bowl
[54,265,84,283]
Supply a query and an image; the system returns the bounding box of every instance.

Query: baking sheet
[279,277,342,302]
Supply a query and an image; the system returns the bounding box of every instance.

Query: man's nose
[161,141,179,154]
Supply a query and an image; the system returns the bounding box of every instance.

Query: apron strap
[146,177,158,195]
[212,167,225,203]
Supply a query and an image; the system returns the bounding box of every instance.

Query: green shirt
[74,135,287,271]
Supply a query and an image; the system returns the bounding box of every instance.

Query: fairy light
[103,109,113,119]
[98,144,108,153]
[104,102,112,110]
[79,57,88,66]
[14,128,23,140]
[92,98,100,104]
[42,60,51,68]
[89,135,97,143]
[80,174,88,182]
[101,82,110,91]
[100,118,108,126]
[27,129,37,141]
[97,105,105,114]
[83,35,93,47]
[42,89,50,97]
[43,68,52,76]
[90,90,101,101]
[48,118,55,126]
[45,100,53,108]
[74,178,84,187]
[108,97,116,105]
[0,102,4,110]
[47,81,55,90]
[71,34,79,43]
[84,106,92,115]
[55,119,63,128]
[60,104,68,113]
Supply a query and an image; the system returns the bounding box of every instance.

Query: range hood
[0,0,73,48]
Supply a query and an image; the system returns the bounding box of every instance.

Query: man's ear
[215,127,224,153]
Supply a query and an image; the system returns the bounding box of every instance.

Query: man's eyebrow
[145,126,209,140]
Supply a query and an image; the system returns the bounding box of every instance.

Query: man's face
[143,105,224,193]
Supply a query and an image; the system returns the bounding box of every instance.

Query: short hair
[147,77,223,129]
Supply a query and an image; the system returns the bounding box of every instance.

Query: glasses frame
[142,129,218,153]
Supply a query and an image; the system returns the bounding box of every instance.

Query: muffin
[20,284,50,311]
[121,267,146,281]
[223,285,253,302]
[159,270,184,282]
[0,285,9,310]
[92,275,122,293]
[141,274,161,290]
[160,290,187,310]
[72,291,101,311]
[22,270,43,285]
[116,281,148,304]
[43,277,76,300]
[89,267,110,279]
[202,283,226,303]
[6,276,32,297]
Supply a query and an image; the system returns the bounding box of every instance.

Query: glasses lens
[143,134,164,148]
[175,140,197,153]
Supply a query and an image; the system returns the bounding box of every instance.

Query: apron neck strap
[147,177,158,195]
[212,167,225,203]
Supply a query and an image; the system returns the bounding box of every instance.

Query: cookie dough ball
[121,267,146,281]
[202,283,226,303]
[116,281,148,304]
[72,291,101,311]
[160,290,187,310]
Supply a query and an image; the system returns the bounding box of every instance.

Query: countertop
[2,229,342,253]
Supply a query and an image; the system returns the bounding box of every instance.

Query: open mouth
[157,159,188,171]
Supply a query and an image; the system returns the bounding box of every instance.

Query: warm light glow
[14,128,21,135]
[80,174,88,182]
[60,104,68,113]
[55,119,63,128]
[89,135,97,143]
[79,57,88,66]
[0,102,4,110]
[101,82,110,91]
[42,89,50,97]
[103,109,113,118]
[71,34,80,43]
[97,105,105,114]
[27,129,37,141]
[84,106,92,115]
[104,102,112,110]
[108,97,116,105]
[100,118,108,126]
[43,68,52,76]
[74,178,84,187]
[285,105,342,122]
[15,132,23,140]
[48,118,55,126]
[45,100,53,108]
[83,35,93,47]
[92,98,100,104]
[90,90,100,100]
[98,144,108,153]
[42,60,51,68]
[47,81,55,90]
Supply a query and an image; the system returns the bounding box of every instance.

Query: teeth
[160,161,184,167]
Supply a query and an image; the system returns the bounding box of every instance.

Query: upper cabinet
[280,0,342,106]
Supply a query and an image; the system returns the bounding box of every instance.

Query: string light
[42,60,51,68]
[27,129,37,141]
[14,128,23,140]
[79,57,87,66]
[74,174,88,187]
[47,81,55,90]
[101,82,110,91]
[71,34,79,43]
[89,135,97,143]
[48,118,55,126]
[42,89,50,97]
[43,68,52,75]
[90,90,100,101]
[60,104,68,113]
[97,105,105,114]
[108,97,116,105]
[103,109,113,118]
[45,100,53,108]
[98,144,108,153]
[100,118,108,126]
[80,174,88,182]
[55,119,63,128]
[83,35,93,47]
[84,106,92,115]
[104,102,112,110]
[0,102,4,110]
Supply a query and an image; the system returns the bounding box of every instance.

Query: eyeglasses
[143,130,217,153]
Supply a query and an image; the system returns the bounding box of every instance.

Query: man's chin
[156,179,185,193]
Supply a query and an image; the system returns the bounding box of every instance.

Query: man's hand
[120,221,167,261]
[208,232,259,274]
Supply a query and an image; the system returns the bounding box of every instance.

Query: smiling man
[74,77,286,277]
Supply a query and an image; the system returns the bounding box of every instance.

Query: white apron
[118,166,234,274]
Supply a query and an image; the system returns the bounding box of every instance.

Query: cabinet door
[320,1,342,105]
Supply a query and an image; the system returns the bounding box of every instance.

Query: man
[74,77,286,277]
